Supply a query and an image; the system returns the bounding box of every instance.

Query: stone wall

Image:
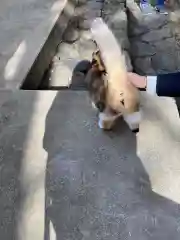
[127,0,180,75]
[102,0,180,75]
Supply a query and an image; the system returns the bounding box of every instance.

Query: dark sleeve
[156,72,180,97]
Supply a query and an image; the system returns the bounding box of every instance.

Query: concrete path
[1,0,180,239]
[0,0,71,89]
[0,90,180,239]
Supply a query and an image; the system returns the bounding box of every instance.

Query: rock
[80,30,92,41]
[131,41,156,57]
[105,10,127,30]
[75,5,89,17]
[56,42,80,61]
[77,0,87,5]
[50,58,81,87]
[153,38,178,52]
[151,52,178,73]
[78,19,91,30]
[143,14,168,30]
[76,0,102,30]
[63,28,80,43]
[133,57,155,75]
[87,0,103,11]
[141,27,172,42]
[128,12,168,37]
[126,0,142,21]
[78,39,96,60]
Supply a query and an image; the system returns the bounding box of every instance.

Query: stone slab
[0,0,72,89]
[0,90,180,239]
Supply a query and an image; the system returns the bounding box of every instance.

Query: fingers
[127,72,147,89]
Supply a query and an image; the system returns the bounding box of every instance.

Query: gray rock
[143,14,168,30]
[75,5,88,17]
[151,52,178,73]
[78,38,96,60]
[105,10,127,30]
[131,41,156,57]
[133,57,155,74]
[80,29,92,41]
[56,42,80,61]
[141,27,173,42]
[63,28,80,43]
[76,0,103,30]
[77,0,87,5]
[129,24,148,37]
[126,0,142,21]
[63,18,80,43]
[87,0,102,11]
[153,38,178,52]
[78,18,91,30]
[49,59,81,87]
[128,0,180,74]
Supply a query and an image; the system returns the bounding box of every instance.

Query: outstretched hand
[127,72,147,89]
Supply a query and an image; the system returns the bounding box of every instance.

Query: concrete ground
[0,90,180,240]
[1,0,180,239]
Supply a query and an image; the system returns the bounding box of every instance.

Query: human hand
[127,72,147,89]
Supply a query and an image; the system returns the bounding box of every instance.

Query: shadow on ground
[39,60,91,90]
[43,66,180,239]
[0,91,38,239]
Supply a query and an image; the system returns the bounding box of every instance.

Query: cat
[85,17,141,131]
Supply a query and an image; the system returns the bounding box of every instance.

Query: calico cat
[85,18,141,131]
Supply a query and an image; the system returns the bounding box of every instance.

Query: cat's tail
[90,17,127,85]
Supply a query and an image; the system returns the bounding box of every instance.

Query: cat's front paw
[123,111,141,132]
[98,111,121,130]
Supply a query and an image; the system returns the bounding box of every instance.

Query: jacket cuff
[146,76,157,95]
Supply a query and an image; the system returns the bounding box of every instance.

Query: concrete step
[0,0,75,89]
